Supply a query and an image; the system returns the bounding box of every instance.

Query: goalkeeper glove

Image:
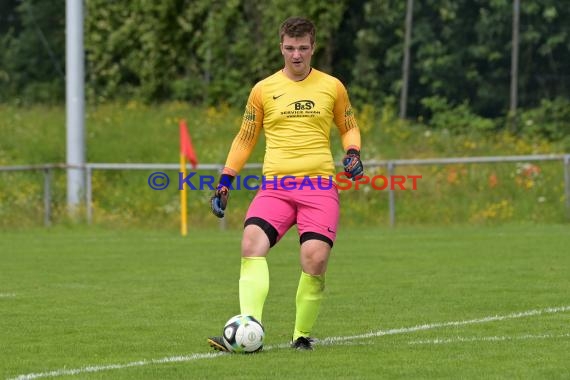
[210,174,234,218]
[342,148,364,180]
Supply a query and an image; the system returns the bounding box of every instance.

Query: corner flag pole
[179,119,198,236]
[180,149,188,237]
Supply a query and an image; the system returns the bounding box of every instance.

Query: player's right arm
[333,80,364,180]
[223,84,264,176]
[211,85,264,218]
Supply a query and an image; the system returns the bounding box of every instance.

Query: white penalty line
[8,353,225,380]
[409,332,570,345]
[10,305,570,380]
[316,305,570,346]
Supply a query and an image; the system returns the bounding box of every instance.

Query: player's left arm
[333,81,363,180]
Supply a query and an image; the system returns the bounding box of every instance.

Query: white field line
[311,305,570,347]
[8,353,224,380]
[0,293,16,298]
[9,305,570,380]
[409,332,570,345]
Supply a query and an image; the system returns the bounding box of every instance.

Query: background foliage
[0,0,569,138]
[0,1,569,228]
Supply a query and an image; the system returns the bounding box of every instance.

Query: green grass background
[1,225,569,379]
[1,102,569,377]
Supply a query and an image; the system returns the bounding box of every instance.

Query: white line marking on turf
[0,292,16,298]
[9,353,225,380]
[9,305,570,380]
[317,305,570,345]
[409,332,570,345]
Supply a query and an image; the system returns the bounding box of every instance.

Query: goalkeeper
[208,16,363,351]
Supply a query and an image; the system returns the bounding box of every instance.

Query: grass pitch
[1,224,569,379]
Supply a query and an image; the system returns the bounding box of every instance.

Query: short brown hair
[279,17,316,45]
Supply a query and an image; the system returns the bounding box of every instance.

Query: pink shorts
[244,178,339,247]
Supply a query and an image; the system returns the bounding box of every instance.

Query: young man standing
[208,16,363,351]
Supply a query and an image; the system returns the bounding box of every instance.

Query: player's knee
[241,222,272,256]
[241,238,267,257]
[300,236,331,275]
[303,257,328,275]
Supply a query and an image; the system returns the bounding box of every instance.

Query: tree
[84,0,347,105]
[0,0,65,103]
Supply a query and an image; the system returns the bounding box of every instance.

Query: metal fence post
[43,168,52,227]
[388,161,396,227]
[564,154,570,220]
[86,165,93,224]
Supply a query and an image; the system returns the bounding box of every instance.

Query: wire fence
[1,154,569,228]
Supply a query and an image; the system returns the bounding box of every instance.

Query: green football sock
[239,257,269,322]
[293,271,325,340]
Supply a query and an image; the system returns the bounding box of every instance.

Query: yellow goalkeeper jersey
[224,68,360,178]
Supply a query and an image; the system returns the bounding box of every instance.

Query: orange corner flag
[179,119,198,169]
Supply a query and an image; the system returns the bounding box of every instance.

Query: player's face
[280,34,314,81]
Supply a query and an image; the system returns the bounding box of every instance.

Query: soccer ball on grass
[222,314,265,353]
